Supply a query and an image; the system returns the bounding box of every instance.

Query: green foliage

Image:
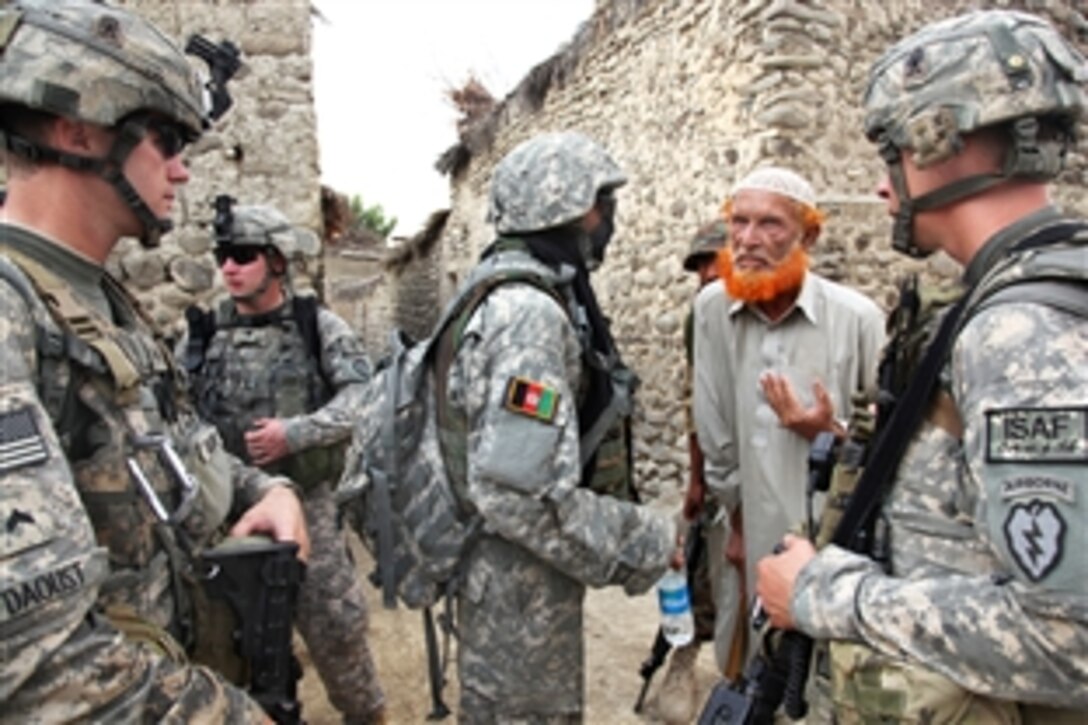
[349,195,397,238]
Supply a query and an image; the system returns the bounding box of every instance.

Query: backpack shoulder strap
[183,304,217,374]
[431,263,572,502]
[0,254,69,383]
[291,294,332,390]
[3,249,133,384]
[973,277,1088,319]
[292,295,322,361]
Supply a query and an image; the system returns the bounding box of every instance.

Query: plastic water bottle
[657,568,694,646]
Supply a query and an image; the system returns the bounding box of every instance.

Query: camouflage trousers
[296,482,384,722]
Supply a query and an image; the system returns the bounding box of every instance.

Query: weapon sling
[832,220,1088,551]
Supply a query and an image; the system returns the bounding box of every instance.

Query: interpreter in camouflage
[657,220,729,724]
[449,131,676,723]
[0,0,308,720]
[757,9,1088,720]
[180,200,386,723]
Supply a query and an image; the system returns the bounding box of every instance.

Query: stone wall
[109,0,321,336]
[434,0,1087,495]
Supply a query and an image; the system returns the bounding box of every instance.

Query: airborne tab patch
[986,406,1087,463]
[504,377,559,423]
[0,407,49,474]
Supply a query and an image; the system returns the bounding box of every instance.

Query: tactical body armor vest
[1,242,233,648]
[818,221,1088,723]
[184,296,345,491]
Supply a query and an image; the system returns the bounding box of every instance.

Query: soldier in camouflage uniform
[756,9,1088,720]
[658,221,728,724]
[180,201,386,723]
[449,131,676,723]
[0,0,310,720]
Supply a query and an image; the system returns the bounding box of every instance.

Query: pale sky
[312,1,595,237]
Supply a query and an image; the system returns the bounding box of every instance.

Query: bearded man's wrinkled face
[720,189,816,302]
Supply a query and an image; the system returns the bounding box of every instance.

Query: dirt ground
[297,493,723,724]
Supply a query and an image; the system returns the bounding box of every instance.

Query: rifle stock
[200,537,305,724]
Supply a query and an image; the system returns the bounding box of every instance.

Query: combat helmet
[863,9,1087,257]
[487,131,627,235]
[212,195,320,270]
[0,0,240,246]
[683,220,727,272]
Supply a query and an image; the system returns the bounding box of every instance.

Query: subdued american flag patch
[0,407,49,474]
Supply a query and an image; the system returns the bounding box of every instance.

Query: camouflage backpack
[336,258,577,610]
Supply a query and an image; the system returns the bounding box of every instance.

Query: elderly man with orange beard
[691,166,885,665]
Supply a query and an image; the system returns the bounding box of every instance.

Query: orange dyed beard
[718,245,809,303]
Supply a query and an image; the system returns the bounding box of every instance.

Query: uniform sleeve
[282,307,372,452]
[457,285,674,595]
[792,301,1088,708]
[857,300,886,396]
[692,284,741,511]
[0,279,265,722]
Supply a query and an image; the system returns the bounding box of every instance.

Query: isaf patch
[0,407,49,474]
[504,377,559,423]
[986,406,1087,463]
[1004,499,1065,582]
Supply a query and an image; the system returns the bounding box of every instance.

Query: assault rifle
[633,510,708,713]
[199,537,306,725]
[697,432,838,725]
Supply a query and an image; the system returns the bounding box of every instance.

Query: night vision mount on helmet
[211,196,320,263]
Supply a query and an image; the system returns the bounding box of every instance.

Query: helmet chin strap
[879,118,1056,258]
[1,118,172,248]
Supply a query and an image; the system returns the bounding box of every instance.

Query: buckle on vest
[126,434,200,526]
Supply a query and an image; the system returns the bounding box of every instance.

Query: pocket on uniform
[474,410,561,496]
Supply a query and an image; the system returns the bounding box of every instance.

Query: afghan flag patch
[504,377,559,423]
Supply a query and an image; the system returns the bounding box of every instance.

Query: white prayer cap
[731,166,817,207]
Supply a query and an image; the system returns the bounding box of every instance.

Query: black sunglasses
[146,118,190,159]
[214,245,264,266]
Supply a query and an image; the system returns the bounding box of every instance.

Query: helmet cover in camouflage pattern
[0,0,207,136]
[864,9,1087,168]
[487,131,627,234]
[683,219,727,271]
[221,205,320,261]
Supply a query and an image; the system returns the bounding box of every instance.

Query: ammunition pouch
[827,641,1021,724]
[271,440,347,493]
[585,417,637,502]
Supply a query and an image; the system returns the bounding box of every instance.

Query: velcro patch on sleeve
[1004,499,1065,582]
[0,407,49,474]
[504,377,559,423]
[986,406,1087,463]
